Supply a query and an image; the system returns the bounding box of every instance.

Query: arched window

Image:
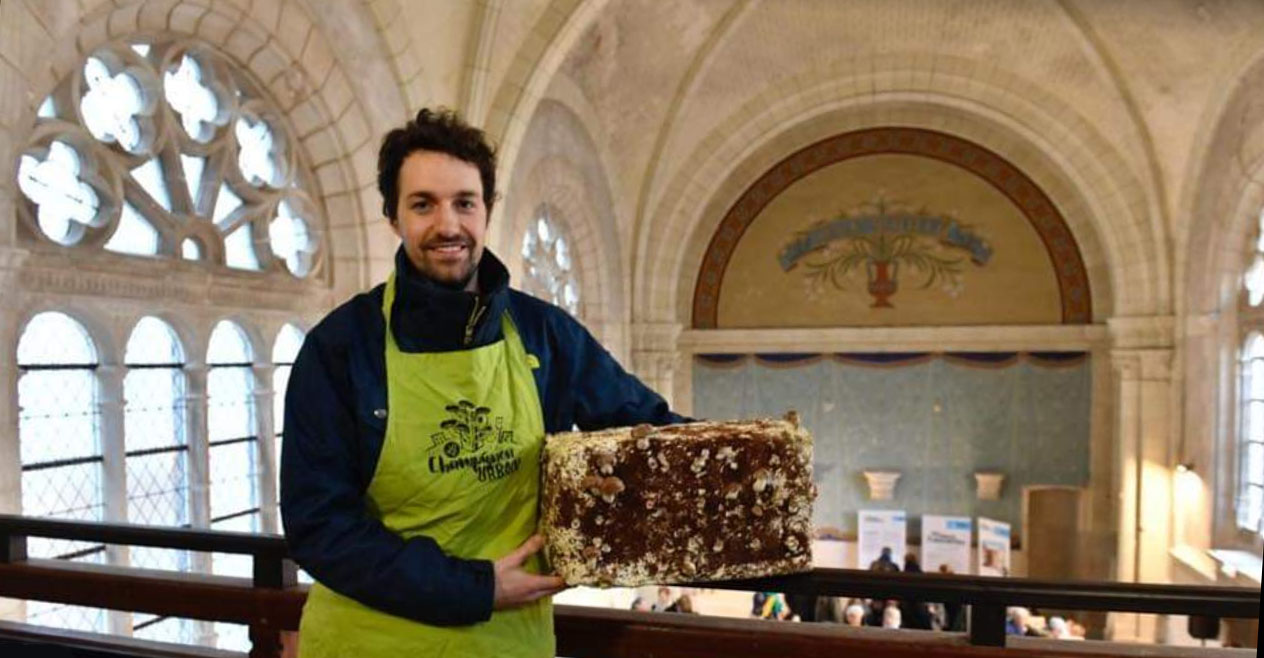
[521,206,580,316]
[271,324,305,501]
[1239,211,1264,537]
[123,317,195,644]
[17,39,323,277]
[17,312,105,632]
[206,320,258,573]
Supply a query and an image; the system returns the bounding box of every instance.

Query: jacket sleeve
[554,313,690,430]
[279,331,495,626]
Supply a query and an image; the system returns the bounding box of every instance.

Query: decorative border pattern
[691,128,1092,328]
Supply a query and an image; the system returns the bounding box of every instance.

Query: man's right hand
[493,534,567,610]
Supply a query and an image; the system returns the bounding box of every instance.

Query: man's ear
[388,216,402,239]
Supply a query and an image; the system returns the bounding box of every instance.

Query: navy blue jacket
[280,249,684,626]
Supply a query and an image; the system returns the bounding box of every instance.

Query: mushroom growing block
[541,415,814,586]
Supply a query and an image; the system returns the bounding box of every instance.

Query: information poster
[921,515,972,575]
[857,510,907,570]
[977,517,1012,577]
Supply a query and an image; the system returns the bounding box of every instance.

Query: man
[281,108,684,657]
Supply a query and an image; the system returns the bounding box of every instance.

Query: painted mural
[779,198,993,308]
[693,128,1092,328]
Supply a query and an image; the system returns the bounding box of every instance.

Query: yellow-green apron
[298,274,552,657]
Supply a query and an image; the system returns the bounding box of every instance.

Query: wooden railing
[0,515,1258,657]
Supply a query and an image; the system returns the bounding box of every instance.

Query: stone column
[1108,341,1175,642]
[0,248,26,623]
[184,364,211,531]
[183,362,216,645]
[629,322,682,408]
[96,364,133,637]
[0,247,28,517]
[252,364,278,534]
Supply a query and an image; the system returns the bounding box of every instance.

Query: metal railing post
[969,603,1007,647]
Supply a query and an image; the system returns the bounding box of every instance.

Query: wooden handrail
[0,515,1258,656]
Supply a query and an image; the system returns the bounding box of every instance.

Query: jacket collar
[390,246,511,353]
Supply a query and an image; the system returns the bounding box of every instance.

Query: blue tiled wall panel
[692,355,1092,536]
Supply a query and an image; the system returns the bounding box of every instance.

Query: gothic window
[521,207,580,316]
[206,320,258,577]
[123,317,189,570]
[1240,333,1264,536]
[1240,211,1264,537]
[17,312,106,633]
[271,324,305,501]
[16,40,323,277]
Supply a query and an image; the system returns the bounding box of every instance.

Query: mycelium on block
[541,413,814,586]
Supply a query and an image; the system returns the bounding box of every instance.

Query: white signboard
[921,515,972,575]
[857,510,907,570]
[977,517,1012,577]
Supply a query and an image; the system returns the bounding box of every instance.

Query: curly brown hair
[377,107,497,222]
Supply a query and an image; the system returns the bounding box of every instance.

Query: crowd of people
[623,548,1089,640]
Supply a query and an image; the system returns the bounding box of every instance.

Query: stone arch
[689,127,1093,328]
[1181,42,1264,316]
[479,0,612,216]
[1177,38,1264,551]
[15,305,117,366]
[635,56,1161,328]
[503,99,627,357]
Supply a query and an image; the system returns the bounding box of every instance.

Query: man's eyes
[409,199,477,212]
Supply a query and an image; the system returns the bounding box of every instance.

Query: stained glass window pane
[181,238,202,260]
[208,321,252,364]
[521,211,581,316]
[181,154,206,207]
[1249,401,1264,443]
[269,200,313,277]
[224,223,260,271]
[165,54,219,142]
[103,203,159,256]
[236,117,280,187]
[18,312,97,366]
[18,144,99,245]
[80,57,145,152]
[126,317,184,366]
[18,312,103,612]
[130,158,172,212]
[1247,443,1264,486]
[212,184,243,227]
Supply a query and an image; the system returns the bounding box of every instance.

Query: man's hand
[493,534,567,610]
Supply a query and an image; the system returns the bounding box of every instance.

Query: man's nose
[433,202,462,232]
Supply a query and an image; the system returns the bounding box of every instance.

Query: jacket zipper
[463,296,487,346]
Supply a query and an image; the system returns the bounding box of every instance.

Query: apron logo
[426,400,522,482]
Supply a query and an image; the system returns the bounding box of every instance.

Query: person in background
[869,546,900,572]
[669,594,697,614]
[937,564,964,631]
[882,602,903,629]
[651,586,674,612]
[814,595,845,623]
[843,604,867,627]
[1006,607,1038,636]
[899,552,933,630]
[786,591,819,622]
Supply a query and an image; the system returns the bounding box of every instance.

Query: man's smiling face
[391,150,488,287]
